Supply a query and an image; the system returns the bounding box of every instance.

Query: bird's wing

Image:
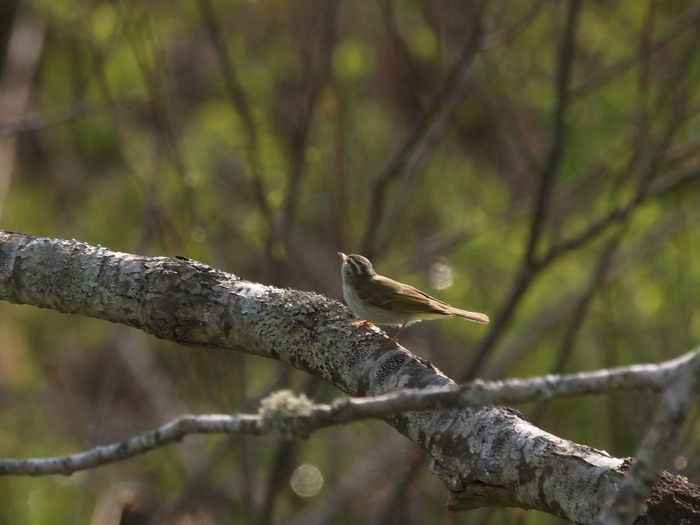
[366,276,453,315]
[359,276,489,323]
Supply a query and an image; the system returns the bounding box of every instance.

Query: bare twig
[595,354,700,524]
[0,8,45,220]
[196,0,274,250]
[523,0,581,265]
[279,1,339,241]
[360,1,483,258]
[461,5,700,381]
[572,4,700,97]
[460,1,582,379]
[481,0,546,49]
[1,347,697,477]
[528,229,625,422]
[0,414,261,476]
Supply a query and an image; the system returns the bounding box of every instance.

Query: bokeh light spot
[290,464,323,498]
[428,259,454,290]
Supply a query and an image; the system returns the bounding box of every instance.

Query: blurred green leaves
[2,1,700,523]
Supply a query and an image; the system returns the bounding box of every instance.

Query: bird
[338,253,488,346]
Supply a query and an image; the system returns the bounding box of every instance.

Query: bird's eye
[347,260,360,275]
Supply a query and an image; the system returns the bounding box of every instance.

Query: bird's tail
[451,309,490,324]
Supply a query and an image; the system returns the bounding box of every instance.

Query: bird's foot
[379,336,400,350]
[350,320,374,328]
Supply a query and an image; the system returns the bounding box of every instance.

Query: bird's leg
[380,323,407,349]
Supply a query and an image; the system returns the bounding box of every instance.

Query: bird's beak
[337,252,347,262]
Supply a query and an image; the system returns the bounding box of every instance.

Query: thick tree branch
[0,231,698,523]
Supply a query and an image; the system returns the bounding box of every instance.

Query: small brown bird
[338,253,489,346]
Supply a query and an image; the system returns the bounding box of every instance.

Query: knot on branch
[258,389,314,440]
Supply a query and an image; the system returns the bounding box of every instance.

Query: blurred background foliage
[0,0,699,523]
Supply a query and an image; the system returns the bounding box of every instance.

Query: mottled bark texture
[0,231,698,523]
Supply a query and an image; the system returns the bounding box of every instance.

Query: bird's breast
[342,284,410,326]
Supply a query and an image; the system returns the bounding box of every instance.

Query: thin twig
[528,229,625,422]
[595,351,700,524]
[360,0,483,258]
[0,414,262,476]
[196,0,274,248]
[460,1,582,379]
[571,4,700,97]
[279,1,339,241]
[2,347,697,477]
[523,0,581,265]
